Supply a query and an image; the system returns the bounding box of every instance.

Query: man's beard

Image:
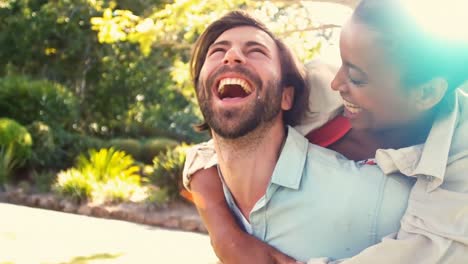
[197,65,283,139]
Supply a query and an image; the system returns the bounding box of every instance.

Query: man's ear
[281,86,294,111]
[413,77,448,111]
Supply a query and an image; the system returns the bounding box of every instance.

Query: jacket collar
[376,89,462,192]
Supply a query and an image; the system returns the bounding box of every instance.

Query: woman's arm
[305,135,468,264]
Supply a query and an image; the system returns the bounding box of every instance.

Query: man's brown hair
[190,10,309,131]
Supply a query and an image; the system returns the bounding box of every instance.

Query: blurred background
[0,0,354,205]
[2,1,467,263]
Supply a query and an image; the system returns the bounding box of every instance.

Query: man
[187,11,412,263]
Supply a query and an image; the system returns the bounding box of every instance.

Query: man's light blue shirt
[221,126,415,262]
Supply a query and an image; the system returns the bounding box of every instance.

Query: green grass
[57,253,123,264]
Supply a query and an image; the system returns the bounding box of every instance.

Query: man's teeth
[343,100,362,114]
[218,78,252,94]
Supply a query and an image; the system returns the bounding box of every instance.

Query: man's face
[197,26,284,139]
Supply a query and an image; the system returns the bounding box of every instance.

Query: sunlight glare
[402,0,468,43]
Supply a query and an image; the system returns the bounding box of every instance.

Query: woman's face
[331,18,424,131]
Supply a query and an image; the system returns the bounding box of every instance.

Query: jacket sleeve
[307,153,468,264]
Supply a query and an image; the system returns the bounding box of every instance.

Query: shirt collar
[270,126,309,190]
[376,89,462,191]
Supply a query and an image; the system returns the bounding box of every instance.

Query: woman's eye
[347,68,367,86]
[348,77,365,86]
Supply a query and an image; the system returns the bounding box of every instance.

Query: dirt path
[0,203,218,264]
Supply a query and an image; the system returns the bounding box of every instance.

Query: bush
[54,148,143,203]
[76,148,140,182]
[0,118,33,186]
[31,169,57,193]
[0,1,206,142]
[27,121,56,168]
[106,137,180,164]
[107,138,142,161]
[0,75,79,129]
[92,177,142,203]
[52,128,106,169]
[54,169,93,203]
[0,145,19,187]
[140,138,179,163]
[0,118,32,166]
[27,123,105,170]
[145,186,170,207]
[141,103,208,143]
[151,144,187,200]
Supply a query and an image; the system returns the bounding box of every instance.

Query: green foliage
[55,129,106,168]
[26,121,56,168]
[106,137,181,163]
[54,168,93,203]
[0,118,32,166]
[0,0,329,145]
[76,148,140,182]
[141,102,208,143]
[0,144,18,187]
[82,44,204,141]
[89,1,327,67]
[0,75,79,129]
[54,148,143,203]
[31,169,56,193]
[140,137,178,163]
[151,144,187,199]
[107,138,142,161]
[0,0,197,141]
[27,123,105,170]
[90,0,247,55]
[85,0,328,142]
[0,0,333,181]
[0,0,103,87]
[145,185,170,206]
[92,176,141,203]
[61,253,123,264]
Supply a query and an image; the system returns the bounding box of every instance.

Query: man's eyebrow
[209,40,270,51]
[245,41,269,50]
[209,40,231,48]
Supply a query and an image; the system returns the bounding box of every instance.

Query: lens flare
[402,0,468,43]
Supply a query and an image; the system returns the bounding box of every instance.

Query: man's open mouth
[217,78,253,100]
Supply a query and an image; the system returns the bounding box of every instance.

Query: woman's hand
[190,167,301,264]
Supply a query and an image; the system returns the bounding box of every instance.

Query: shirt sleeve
[182,139,218,190]
[306,154,468,264]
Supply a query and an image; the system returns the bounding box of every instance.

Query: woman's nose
[331,66,347,92]
[223,48,245,65]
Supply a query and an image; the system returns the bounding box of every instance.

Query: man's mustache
[205,65,263,93]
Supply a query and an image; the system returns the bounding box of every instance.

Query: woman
[184,0,468,263]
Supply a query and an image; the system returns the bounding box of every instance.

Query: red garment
[305,115,351,147]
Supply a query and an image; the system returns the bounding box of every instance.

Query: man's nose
[223,48,245,65]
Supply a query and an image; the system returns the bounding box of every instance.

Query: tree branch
[277,24,341,37]
[252,0,359,9]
